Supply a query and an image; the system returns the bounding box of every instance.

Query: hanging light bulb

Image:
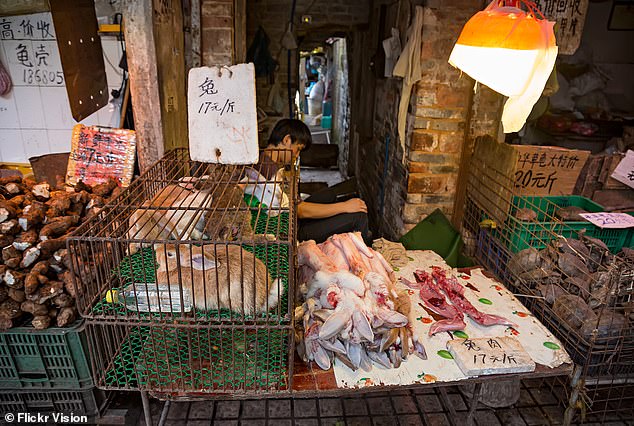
[448,1,558,132]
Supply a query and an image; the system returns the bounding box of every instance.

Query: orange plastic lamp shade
[448,4,557,97]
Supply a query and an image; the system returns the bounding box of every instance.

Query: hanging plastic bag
[448,1,557,132]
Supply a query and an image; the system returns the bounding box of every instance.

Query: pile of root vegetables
[0,175,121,329]
[296,233,427,372]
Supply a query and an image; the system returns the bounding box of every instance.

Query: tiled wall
[0,12,123,163]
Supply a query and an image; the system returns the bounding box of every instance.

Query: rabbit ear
[190,253,216,270]
[244,167,264,183]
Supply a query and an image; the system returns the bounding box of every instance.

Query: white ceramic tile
[40,86,76,129]
[13,86,46,129]
[47,129,72,154]
[21,129,49,159]
[80,107,100,126]
[0,129,26,163]
[2,39,35,84]
[101,37,124,88]
[0,93,20,129]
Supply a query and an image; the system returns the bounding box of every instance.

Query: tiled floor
[131,379,633,425]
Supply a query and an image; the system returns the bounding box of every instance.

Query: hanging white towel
[393,6,424,161]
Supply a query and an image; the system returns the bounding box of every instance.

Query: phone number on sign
[22,68,64,85]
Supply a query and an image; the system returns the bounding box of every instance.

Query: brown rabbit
[155,243,280,315]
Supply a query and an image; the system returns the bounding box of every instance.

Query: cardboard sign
[66,124,136,187]
[534,0,589,55]
[611,150,634,190]
[578,212,634,229]
[513,145,590,196]
[187,63,258,164]
[446,337,535,376]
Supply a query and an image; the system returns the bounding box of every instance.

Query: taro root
[20,300,49,316]
[53,293,73,308]
[0,234,14,248]
[20,246,41,268]
[0,286,7,303]
[0,219,20,235]
[38,237,68,259]
[39,216,78,240]
[31,183,50,200]
[56,306,77,327]
[18,201,46,231]
[0,299,22,319]
[92,178,118,197]
[0,200,18,223]
[13,228,39,251]
[7,288,25,303]
[27,280,63,304]
[31,315,51,330]
[74,180,92,193]
[3,269,25,289]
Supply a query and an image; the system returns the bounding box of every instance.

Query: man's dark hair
[267,119,312,151]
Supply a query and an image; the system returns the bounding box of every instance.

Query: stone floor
[128,379,633,426]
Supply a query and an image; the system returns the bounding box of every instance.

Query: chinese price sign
[513,146,590,196]
[66,125,136,188]
[447,337,535,376]
[578,213,634,229]
[0,13,65,87]
[533,0,588,55]
[611,149,634,190]
[187,63,258,164]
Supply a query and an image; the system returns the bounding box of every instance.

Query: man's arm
[297,198,367,219]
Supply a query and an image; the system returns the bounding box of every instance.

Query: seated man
[259,119,370,244]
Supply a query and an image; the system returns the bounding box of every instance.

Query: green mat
[104,326,288,391]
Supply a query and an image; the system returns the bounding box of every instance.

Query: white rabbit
[241,167,288,217]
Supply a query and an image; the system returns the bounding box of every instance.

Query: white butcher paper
[187,63,259,164]
[333,250,572,389]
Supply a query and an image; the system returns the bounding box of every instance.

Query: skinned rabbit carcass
[296,233,424,372]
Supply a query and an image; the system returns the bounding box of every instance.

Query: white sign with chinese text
[578,212,634,229]
[187,63,258,164]
[447,337,535,376]
[0,12,123,164]
[534,0,588,55]
[611,149,634,190]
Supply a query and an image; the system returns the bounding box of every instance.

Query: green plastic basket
[501,196,630,253]
[0,321,92,390]
[0,387,106,417]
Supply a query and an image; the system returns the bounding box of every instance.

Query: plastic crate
[502,196,629,253]
[0,387,106,417]
[0,321,92,389]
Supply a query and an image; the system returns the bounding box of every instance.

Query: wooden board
[153,0,188,152]
[123,0,164,172]
[49,0,109,122]
[470,137,590,226]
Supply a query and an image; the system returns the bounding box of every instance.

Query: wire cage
[462,140,633,421]
[67,148,298,394]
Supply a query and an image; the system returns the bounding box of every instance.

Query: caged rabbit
[155,243,281,315]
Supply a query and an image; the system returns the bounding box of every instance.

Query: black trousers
[297,188,370,244]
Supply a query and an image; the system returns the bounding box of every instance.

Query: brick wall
[401,2,504,234]
[201,0,234,65]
